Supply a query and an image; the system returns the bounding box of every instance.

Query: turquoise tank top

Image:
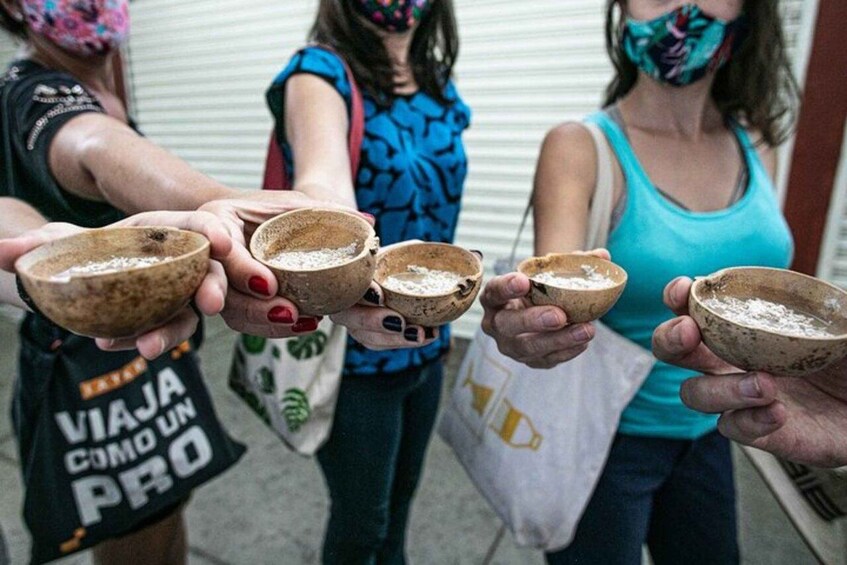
[587,111,794,439]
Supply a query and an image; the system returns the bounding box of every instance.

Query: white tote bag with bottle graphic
[438,121,655,550]
[438,325,653,550]
[229,318,347,455]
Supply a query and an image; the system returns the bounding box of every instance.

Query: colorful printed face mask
[352,0,432,33]
[623,4,747,87]
[22,0,130,57]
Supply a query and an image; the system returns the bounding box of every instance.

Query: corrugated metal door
[818,124,847,287]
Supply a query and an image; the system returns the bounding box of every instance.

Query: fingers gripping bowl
[689,267,847,376]
[375,243,483,326]
[16,227,210,339]
[251,209,379,317]
[518,253,628,323]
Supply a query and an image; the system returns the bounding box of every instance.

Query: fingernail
[739,375,762,399]
[249,276,271,296]
[574,324,592,343]
[541,311,561,329]
[669,321,685,349]
[508,276,523,295]
[672,278,688,304]
[268,306,295,324]
[157,337,167,357]
[361,212,375,222]
[470,249,484,260]
[424,327,436,339]
[404,327,419,342]
[383,316,403,333]
[364,288,381,305]
[292,317,319,333]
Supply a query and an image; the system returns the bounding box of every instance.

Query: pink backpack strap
[262,45,365,191]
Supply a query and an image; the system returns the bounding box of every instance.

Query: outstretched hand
[654,277,847,467]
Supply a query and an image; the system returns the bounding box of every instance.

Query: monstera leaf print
[255,366,275,395]
[282,388,311,432]
[287,331,328,360]
[242,334,268,355]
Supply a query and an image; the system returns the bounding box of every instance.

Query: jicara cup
[250,208,379,316]
[375,242,483,326]
[689,267,847,376]
[16,227,210,339]
[518,253,628,324]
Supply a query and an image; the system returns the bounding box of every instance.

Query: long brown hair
[310,0,459,106]
[604,0,800,146]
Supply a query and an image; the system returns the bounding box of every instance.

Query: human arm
[481,124,606,368]
[281,70,436,348]
[653,277,847,467]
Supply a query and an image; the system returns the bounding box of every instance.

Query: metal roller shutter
[818,124,847,288]
[0,0,813,337]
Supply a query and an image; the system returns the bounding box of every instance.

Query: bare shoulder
[745,128,779,181]
[537,122,598,184]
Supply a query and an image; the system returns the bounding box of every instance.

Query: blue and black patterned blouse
[267,46,472,377]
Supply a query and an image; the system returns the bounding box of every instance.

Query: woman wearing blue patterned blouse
[266,1,469,562]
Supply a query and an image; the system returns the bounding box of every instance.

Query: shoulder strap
[262,46,365,191]
[583,121,614,250]
[507,121,616,267]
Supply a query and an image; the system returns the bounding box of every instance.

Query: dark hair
[0,1,27,40]
[310,0,459,106]
[604,0,800,146]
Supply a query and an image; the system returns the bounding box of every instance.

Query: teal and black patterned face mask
[623,4,747,87]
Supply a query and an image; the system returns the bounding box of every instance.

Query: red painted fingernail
[361,212,375,222]
[249,276,271,296]
[268,306,294,324]
[292,317,319,333]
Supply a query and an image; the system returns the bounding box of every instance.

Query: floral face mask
[623,3,747,87]
[22,0,130,57]
[352,0,432,33]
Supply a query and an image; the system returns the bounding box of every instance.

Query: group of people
[0,0,844,564]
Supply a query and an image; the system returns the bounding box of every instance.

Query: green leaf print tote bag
[228,318,347,455]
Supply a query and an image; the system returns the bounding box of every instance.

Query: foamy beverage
[51,256,166,281]
[702,296,836,338]
[382,265,463,296]
[531,264,617,290]
[268,242,359,270]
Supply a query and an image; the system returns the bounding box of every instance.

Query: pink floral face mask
[22,0,130,57]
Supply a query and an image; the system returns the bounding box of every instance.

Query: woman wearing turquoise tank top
[483,1,799,563]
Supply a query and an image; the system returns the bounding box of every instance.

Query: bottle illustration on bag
[463,364,495,416]
[488,398,543,451]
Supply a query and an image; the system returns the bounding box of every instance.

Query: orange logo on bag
[59,528,86,553]
[79,356,148,400]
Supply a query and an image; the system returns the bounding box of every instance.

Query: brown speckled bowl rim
[250,208,378,273]
[15,227,210,284]
[376,242,484,298]
[691,266,847,342]
[517,253,628,293]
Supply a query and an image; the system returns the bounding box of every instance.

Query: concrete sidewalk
[0,315,817,564]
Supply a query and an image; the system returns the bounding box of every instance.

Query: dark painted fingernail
[383,316,403,333]
[424,327,436,339]
[292,317,319,333]
[249,276,271,296]
[268,306,294,324]
[470,249,484,260]
[574,324,592,343]
[739,375,762,399]
[404,327,419,342]
[364,288,381,305]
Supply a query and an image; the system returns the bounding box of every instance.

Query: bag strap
[262,45,365,191]
[507,121,616,266]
